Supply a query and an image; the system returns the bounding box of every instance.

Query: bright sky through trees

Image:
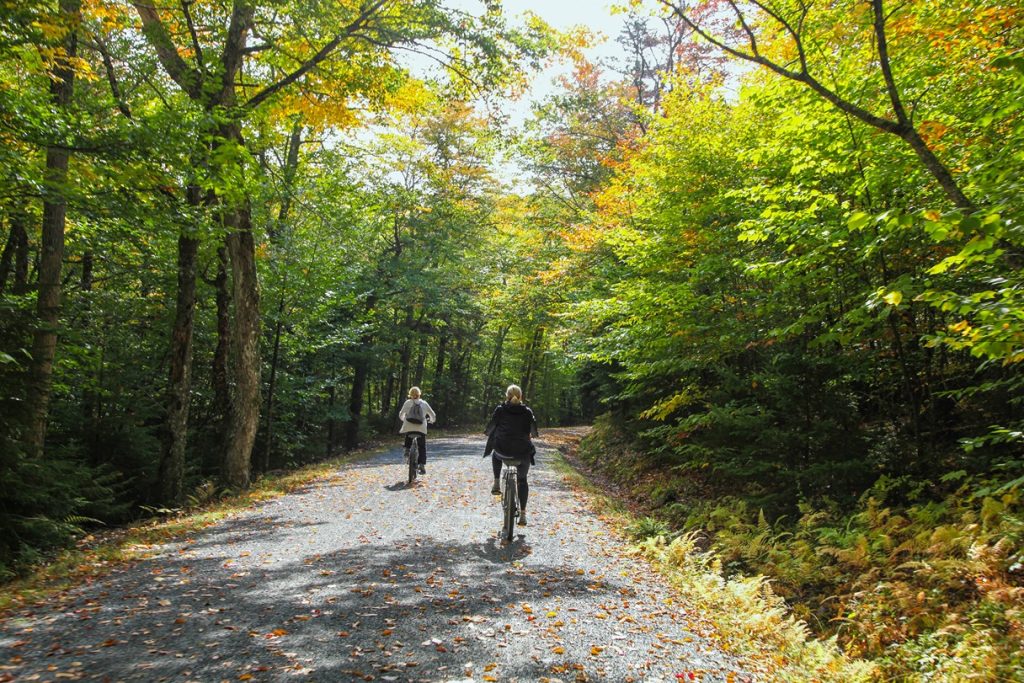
[443,0,633,121]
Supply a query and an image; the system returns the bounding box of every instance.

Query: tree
[24,0,82,459]
[656,0,974,210]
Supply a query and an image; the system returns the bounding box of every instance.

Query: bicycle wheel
[407,441,417,485]
[501,469,516,542]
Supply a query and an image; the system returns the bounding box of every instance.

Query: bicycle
[494,451,523,543]
[403,419,431,486]
[404,433,421,486]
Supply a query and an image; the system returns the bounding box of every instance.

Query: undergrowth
[576,417,1024,682]
[636,533,875,682]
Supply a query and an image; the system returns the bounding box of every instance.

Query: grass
[0,442,390,613]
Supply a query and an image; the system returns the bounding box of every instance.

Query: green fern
[627,516,672,540]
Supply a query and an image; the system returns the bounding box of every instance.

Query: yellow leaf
[553,646,566,654]
[883,290,903,306]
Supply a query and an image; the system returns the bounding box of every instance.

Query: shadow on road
[1,532,606,682]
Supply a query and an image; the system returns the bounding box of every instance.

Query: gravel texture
[0,433,751,682]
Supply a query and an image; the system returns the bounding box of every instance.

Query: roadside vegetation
[578,419,1023,680]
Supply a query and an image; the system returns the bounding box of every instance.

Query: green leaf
[883,291,903,307]
[847,212,871,231]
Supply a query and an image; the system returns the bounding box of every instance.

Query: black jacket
[484,402,538,463]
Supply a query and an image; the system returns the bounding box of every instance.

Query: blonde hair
[408,386,421,399]
[505,384,523,404]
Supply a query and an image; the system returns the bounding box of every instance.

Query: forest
[1,0,1022,679]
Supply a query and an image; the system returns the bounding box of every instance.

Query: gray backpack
[406,400,425,425]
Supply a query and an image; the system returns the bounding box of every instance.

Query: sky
[499,0,628,46]
[503,0,631,113]
[443,0,645,122]
[390,1,656,185]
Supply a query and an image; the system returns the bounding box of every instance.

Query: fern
[186,480,228,508]
[626,516,672,540]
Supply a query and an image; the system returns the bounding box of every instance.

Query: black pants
[404,432,427,464]
[491,456,531,509]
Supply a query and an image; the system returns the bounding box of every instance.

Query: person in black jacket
[484,384,539,526]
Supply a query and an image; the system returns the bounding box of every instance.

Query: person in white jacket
[398,386,438,474]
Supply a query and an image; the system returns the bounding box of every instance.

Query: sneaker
[490,480,501,495]
[517,511,527,526]
[418,465,426,475]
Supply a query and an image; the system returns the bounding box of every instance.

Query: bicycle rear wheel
[501,469,516,542]
[407,441,417,485]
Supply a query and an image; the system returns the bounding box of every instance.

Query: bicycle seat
[492,449,526,464]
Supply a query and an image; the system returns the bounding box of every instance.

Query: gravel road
[1,433,750,682]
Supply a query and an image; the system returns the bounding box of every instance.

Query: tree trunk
[158,212,200,505]
[482,324,508,417]
[262,299,284,473]
[521,327,544,400]
[346,350,370,450]
[212,243,231,432]
[454,339,474,424]
[0,213,28,295]
[392,306,416,419]
[414,349,426,387]
[222,204,261,489]
[382,372,395,418]
[79,246,100,461]
[261,121,302,472]
[433,329,447,383]
[344,293,378,450]
[326,384,336,457]
[13,212,29,295]
[80,250,93,292]
[25,0,80,458]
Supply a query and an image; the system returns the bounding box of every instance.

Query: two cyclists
[397,383,539,528]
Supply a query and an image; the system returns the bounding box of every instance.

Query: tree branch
[132,1,203,99]
[726,0,759,58]
[872,0,909,125]
[656,0,977,213]
[243,0,391,111]
[180,0,205,71]
[91,32,133,119]
[658,1,902,133]
[220,0,254,103]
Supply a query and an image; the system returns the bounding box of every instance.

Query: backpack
[406,400,425,425]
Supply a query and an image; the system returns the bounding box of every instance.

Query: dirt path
[1,433,749,682]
